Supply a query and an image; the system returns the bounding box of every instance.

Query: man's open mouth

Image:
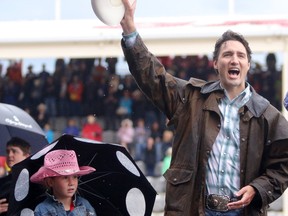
[228,69,240,75]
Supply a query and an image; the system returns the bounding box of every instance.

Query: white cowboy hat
[91,0,133,26]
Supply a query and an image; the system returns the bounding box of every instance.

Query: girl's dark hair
[213,30,252,62]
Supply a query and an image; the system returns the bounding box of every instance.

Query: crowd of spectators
[0,53,283,176]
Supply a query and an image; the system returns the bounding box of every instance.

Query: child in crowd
[0,137,31,215]
[30,149,97,216]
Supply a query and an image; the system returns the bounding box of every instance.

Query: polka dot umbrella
[8,134,157,216]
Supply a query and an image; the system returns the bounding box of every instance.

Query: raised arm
[120,0,137,34]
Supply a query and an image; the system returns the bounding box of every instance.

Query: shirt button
[241,138,246,142]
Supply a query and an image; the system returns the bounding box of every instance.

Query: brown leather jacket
[122,35,288,216]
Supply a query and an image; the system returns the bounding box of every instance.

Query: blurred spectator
[92,58,107,83]
[105,57,118,74]
[5,60,22,85]
[160,130,174,161]
[194,55,214,80]
[143,137,157,177]
[103,87,119,131]
[25,65,36,80]
[34,103,50,129]
[38,64,50,87]
[43,123,55,143]
[2,78,21,106]
[81,115,103,141]
[161,147,172,175]
[53,58,66,84]
[56,75,69,117]
[116,89,133,120]
[29,77,43,110]
[43,75,57,118]
[134,118,151,161]
[67,74,84,116]
[83,74,98,116]
[0,156,6,178]
[62,118,80,137]
[259,53,282,110]
[150,121,163,162]
[131,89,146,123]
[116,118,135,154]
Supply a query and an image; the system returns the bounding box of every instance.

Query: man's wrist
[122,31,138,48]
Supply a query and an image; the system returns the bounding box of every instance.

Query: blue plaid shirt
[206,84,252,197]
[284,92,288,111]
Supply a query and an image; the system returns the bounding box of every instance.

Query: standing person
[134,118,150,161]
[0,137,31,215]
[143,136,157,177]
[30,149,96,216]
[119,1,288,215]
[116,118,135,154]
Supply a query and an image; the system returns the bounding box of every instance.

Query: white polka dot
[20,208,34,216]
[15,169,29,201]
[116,151,140,177]
[126,188,146,216]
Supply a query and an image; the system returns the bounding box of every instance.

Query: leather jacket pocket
[163,168,194,215]
[164,168,193,185]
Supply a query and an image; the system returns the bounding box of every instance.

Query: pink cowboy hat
[30,149,95,184]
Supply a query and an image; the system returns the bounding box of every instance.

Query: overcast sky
[1,0,287,73]
[1,0,288,20]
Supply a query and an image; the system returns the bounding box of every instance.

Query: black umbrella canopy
[0,103,48,156]
[8,134,157,216]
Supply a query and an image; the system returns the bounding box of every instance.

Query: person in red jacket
[81,115,103,142]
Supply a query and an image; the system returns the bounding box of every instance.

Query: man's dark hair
[213,30,252,62]
[6,137,31,155]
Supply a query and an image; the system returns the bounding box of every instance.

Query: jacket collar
[187,79,270,117]
[46,190,77,206]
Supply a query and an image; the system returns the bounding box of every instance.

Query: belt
[205,194,241,212]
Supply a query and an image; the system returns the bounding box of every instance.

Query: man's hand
[0,198,8,214]
[120,0,137,34]
[227,185,256,210]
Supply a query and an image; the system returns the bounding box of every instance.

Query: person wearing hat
[30,149,97,216]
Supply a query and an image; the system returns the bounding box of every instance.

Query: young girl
[30,149,97,216]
